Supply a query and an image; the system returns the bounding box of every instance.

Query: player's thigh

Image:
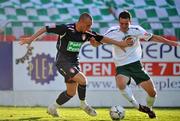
[139,79,157,97]
[57,62,80,83]
[116,74,130,90]
[116,66,131,90]
[72,71,87,85]
[66,82,78,96]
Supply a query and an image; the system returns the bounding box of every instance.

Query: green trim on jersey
[116,61,150,85]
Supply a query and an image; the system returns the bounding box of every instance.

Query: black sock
[56,91,73,105]
[78,84,86,101]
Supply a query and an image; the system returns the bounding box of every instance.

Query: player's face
[119,18,130,32]
[81,19,92,32]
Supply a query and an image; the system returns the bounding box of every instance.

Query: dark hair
[118,10,132,20]
[79,13,92,21]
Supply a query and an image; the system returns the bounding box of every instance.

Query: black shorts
[116,61,150,85]
[56,52,80,83]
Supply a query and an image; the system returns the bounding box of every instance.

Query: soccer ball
[109,105,125,120]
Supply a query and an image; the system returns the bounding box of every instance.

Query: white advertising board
[13,42,180,91]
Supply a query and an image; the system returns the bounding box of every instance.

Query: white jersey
[105,25,153,67]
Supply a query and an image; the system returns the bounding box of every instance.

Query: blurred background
[0,0,180,107]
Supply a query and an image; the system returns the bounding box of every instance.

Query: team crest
[144,33,152,37]
[70,68,75,73]
[82,34,86,41]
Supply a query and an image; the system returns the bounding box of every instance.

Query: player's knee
[73,72,87,85]
[149,89,157,97]
[117,82,126,90]
[116,77,127,90]
[66,90,76,97]
[80,76,88,85]
[118,84,126,90]
[152,90,157,97]
[78,78,87,85]
[81,79,87,85]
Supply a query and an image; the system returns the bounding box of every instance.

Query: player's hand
[19,36,32,45]
[124,36,134,46]
[119,46,126,52]
[178,42,180,46]
[164,40,180,47]
[90,37,96,45]
[175,42,180,47]
[89,37,101,47]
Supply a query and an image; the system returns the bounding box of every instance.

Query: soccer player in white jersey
[103,10,180,118]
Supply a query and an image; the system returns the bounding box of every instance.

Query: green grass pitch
[0,106,180,121]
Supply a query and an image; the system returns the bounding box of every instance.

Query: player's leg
[117,72,156,118]
[72,72,87,101]
[129,61,156,118]
[56,82,77,106]
[116,74,139,109]
[47,62,77,117]
[47,82,77,117]
[139,79,157,109]
[138,80,157,118]
[72,71,97,116]
[129,61,157,109]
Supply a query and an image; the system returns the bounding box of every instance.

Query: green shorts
[116,61,150,85]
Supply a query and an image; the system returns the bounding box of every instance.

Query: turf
[0,106,180,121]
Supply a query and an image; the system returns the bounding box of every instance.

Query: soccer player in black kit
[19,13,130,117]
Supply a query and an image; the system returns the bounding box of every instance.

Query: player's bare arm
[90,36,134,52]
[101,36,135,52]
[19,27,47,45]
[90,34,133,48]
[101,36,133,47]
[151,35,180,47]
[89,37,101,47]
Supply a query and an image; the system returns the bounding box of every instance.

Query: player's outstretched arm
[101,36,132,47]
[19,27,47,45]
[151,35,180,47]
[101,37,132,52]
[100,36,133,52]
[89,37,102,47]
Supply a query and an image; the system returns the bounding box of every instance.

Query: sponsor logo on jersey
[67,41,83,52]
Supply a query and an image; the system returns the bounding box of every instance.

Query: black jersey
[46,23,103,62]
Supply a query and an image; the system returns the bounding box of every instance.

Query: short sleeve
[104,29,112,37]
[46,24,67,35]
[136,25,153,41]
[104,26,118,39]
